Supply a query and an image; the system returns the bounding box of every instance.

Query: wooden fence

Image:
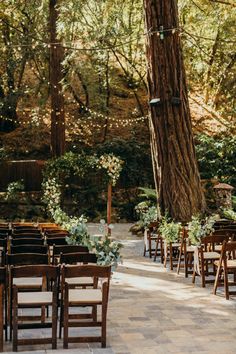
[0,160,45,191]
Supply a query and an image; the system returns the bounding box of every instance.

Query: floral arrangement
[221,209,236,221]
[4,180,24,201]
[97,154,123,186]
[187,214,217,246]
[158,215,182,244]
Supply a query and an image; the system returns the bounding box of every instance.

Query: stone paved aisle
[5,223,236,353]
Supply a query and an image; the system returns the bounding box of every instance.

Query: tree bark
[144,0,206,222]
[49,0,65,157]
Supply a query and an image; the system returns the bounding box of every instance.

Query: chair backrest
[11,238,45,246]
[60,252,97,265]
[46,232,68,239]
[52,245,89,264]
[45,229,68,234]
[46,237,68,246]
[12,229,41,235]
[0,229,9,235]
[12,233,42,239]
[0,233,8,239]
[10,244,48,255]
[62,263,111,280]
[201,234,229,251]
[6,253,49,266]
[12,224,37,229]
[10,264,59,282]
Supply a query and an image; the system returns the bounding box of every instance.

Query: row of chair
[144,221,236,299]
[0,251,111,352]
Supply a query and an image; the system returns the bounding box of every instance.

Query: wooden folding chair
[7,253,49,340]
[143,222,159,258]
[11,265,59,351]
[59,252,97,338]
[46,237,68,246]
[0,267,7,351]
[213,241,236,300]
[62,264,111,348]
[192,235,229,287]
[177,229,194,277]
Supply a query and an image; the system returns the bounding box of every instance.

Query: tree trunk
[144,0,206,222]
[49,0,65,157]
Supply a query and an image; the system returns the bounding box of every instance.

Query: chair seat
[186,246,195,252]
[67,277,94,286]
[214,245,222,252]
[68,289,102,304]
[18,291,53,305]
[202,251,220,260]
[215,260,236,268]
[172,242,181,248]
[13,278,43,287]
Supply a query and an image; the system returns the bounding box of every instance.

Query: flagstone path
[5,223,236,353]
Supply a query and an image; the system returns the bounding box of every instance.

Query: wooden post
[107,183,112,236]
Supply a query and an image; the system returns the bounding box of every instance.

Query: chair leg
[213,265,221,295]
[200,257,206,288]
[177,247,182,275]
[0,285,3,352]
[153,239,159,262]
[143,244,146,257]
[223,265,229,300]
[148,238,152,258]
[12,287,18,352]
[101,284,108,348]
[192,269,196,284]
[52,294,58,349]
[170,244,173,271]
[63,285,69,349]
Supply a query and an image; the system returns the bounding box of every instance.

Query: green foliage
[135,204,159,228]
[187,214,217,246]
[221,209,236,221]
[138,187,157,201]
[159,215,182,244]
[4,179,24,201]
[195,134,236,188]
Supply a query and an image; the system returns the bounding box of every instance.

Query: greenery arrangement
[221,209,236,221]
[42,152,123,266]
[158,216,182,244]
[187,215,217,246]
[4,180,25,201]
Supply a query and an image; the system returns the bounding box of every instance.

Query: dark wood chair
[143,222,159,258]
[11,238,45,246]
[52,244,89,265]
[0,267,7,351]
[7,253,49,340]
[213,241,236,300]
[192,235,229,287]
[62,264,111,348]
[45,229,68,235]
[59,252,97,338]
[177,229,194,277]
[11,265,59,351]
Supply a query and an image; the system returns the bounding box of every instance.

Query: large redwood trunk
[144,0,206,222]
[49,0,65,157]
